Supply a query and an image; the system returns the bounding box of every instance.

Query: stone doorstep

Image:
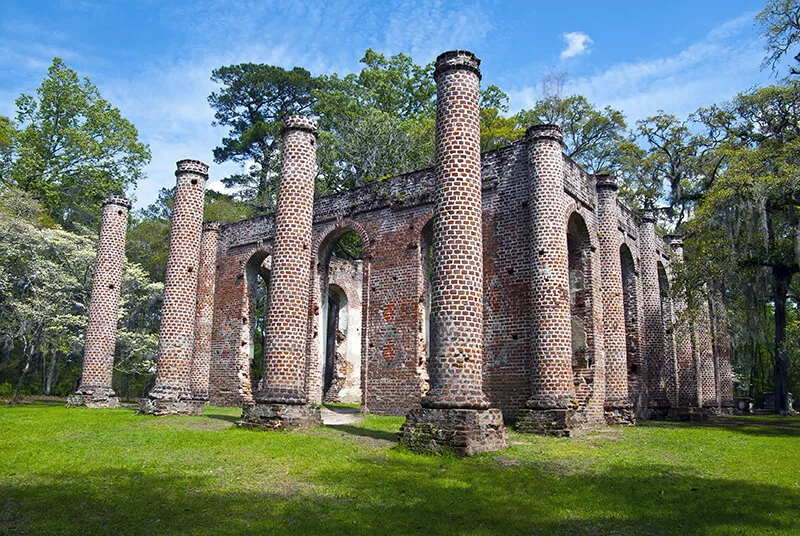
[66,393,120,409]
[239,403,322,430]
[137,397,204,416]
[398,407,509,456]
[515,407,594,437]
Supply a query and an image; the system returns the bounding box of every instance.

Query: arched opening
[657,261,676,401]
[319,230,365,405]
[418,219,434,395]
[242,251,271,399]
[620,244,640,394]
[567,213,596,405]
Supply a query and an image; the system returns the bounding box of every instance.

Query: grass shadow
[326,423,398,443]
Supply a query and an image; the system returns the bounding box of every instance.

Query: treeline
[0,1,797,411]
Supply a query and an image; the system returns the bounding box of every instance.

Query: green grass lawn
[1,401,798,535]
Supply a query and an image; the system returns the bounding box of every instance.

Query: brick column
[595,175,634,425]
[515,124,577,435]
[667,236,697,407]
[241,115,321,429]
[638,209,668,415]
[694,295,717,408]
[398,50,507,455]
[710,286,734,411]
[68,196,130,408]
[140,159,207,415]
[190,221,219,402]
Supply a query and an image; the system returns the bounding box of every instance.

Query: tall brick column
[190,221,219,402]
[595,175,634,425]
[694,295,717,408]
[68,196,130,408]
[667,236,697,407]
[638,209,669,415]
[710,286,734,411]
[515,124,578,435]
[241,116,321,429]
[398,50,507,455]
[140,160,207,416]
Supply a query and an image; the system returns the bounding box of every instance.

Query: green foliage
[516,94,627,174]
[209,63,322,213]
[2,58,150,228]
[0,187,162,400]
[758,0,800,75]
[688,81,800,411]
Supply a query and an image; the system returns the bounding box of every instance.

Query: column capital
[282,115,319,137]
[525,124,564,146]
[103,195,131,209]
[594,174,618,191]
[434,50,481,81]
[175,159,209,178]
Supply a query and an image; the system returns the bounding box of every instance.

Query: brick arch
[239,246,273,403]
[564,205,599,249]
[306,219,372,406]
[313,218,373,265]
[566,210,602,414]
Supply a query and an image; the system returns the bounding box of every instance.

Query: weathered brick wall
[190,221,218,401]
[207,129,692,423]
[75,196,131,402]
[322,258,363,404]
[595,175,631,421]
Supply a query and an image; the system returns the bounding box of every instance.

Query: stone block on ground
[398,407,508,456]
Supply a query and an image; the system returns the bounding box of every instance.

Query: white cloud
[560,31,593,60]
[511,13,767,123]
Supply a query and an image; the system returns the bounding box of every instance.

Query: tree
[516,94,626,174]
[758,0,800,75]
[617,112,726,229]
[690,82,800,414]
[315,50,437,187]
[3,58,150,228]
[208,63,323,213]
[480,85,524,152]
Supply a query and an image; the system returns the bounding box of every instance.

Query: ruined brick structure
[190,221,219,402]
[139,160,208,416]
[68,196,131,408]
[240,115,322,429]
[397,51,507,454]
[77,49,734,437]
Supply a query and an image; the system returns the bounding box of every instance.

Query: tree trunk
[772,266,790,415]
[45,352,61,395]
[11,341,34,405]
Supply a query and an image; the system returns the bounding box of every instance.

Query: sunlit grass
[0,401,798,535]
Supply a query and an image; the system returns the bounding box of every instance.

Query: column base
[66,390,120,409]
[397,407,508,456]
[137,397,204,416]
[603,401,636,426]
[516,408,577,436]
[239,403,321,430]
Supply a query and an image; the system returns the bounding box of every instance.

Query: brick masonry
[595,175,634,425]
[241,115,322,429]
[192,51,734,432]
[396,50,507,454]
[190,221,219,401]
[68,196,131,408]
[140,160,207,416]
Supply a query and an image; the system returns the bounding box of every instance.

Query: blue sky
[0,0,778,208]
